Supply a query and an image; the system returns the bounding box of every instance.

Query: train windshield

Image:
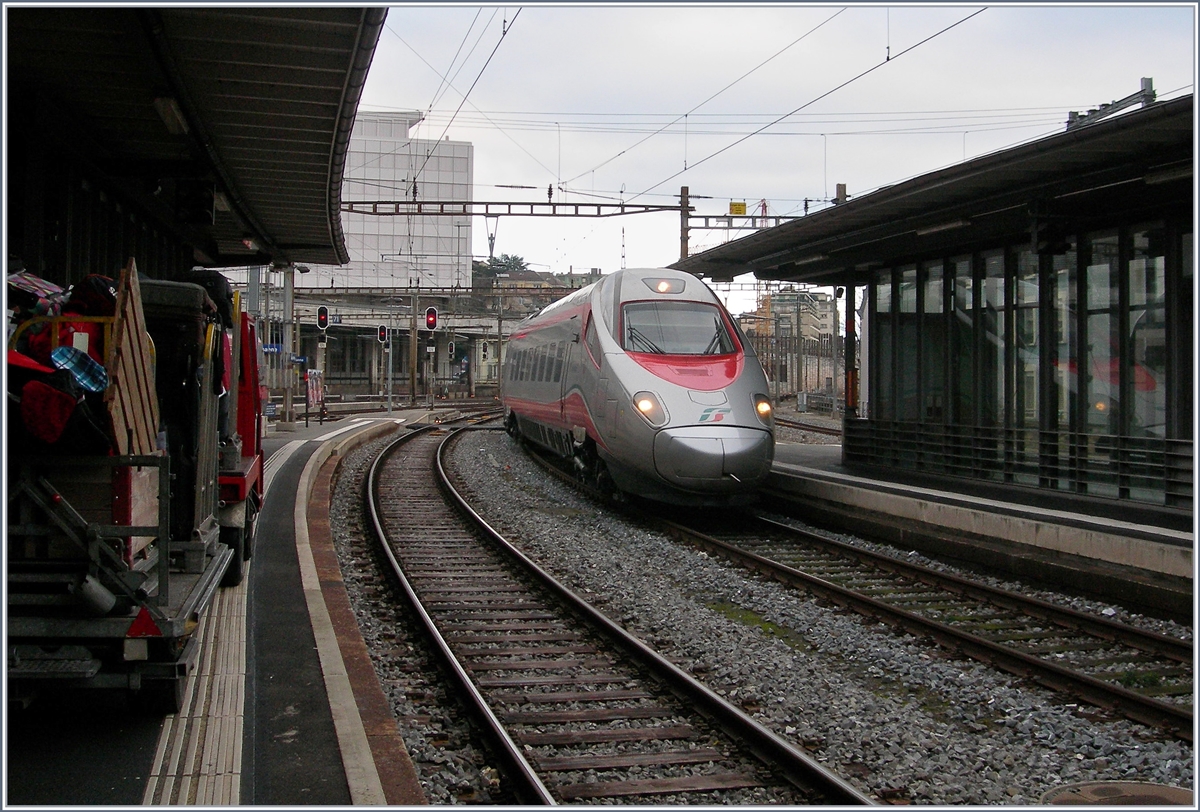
[621,301,736,355]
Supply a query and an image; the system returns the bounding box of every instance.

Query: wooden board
[103,258,160,455]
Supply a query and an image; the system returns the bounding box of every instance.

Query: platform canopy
[7,7,387,267]
[671,96,1193,287]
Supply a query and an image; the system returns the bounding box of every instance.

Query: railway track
[654,510,1194,743]
[774,416,843,437]
[365,426,873,805]
[519,443,1193,743]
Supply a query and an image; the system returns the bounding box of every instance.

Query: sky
[358,3,1197,311]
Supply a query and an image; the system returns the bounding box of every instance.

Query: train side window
[584,315,603,368]
[553,342,565,381]
[535,345,547,381]
[545,342,558,381]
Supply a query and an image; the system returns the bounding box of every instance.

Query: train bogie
[502,268,774,505]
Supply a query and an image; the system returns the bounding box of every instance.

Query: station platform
[768,442,1193,618]
[138,413,433,806]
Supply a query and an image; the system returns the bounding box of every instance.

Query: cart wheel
[132,677,185,715]
[220,524,245,586]
[243,502,258,562]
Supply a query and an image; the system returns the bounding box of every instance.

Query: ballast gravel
[328,426,1192,804]
[440,429,1193,805]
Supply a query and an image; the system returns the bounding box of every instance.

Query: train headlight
[633,391,669,427]
[753,394,773,426]
[641,277,686,294]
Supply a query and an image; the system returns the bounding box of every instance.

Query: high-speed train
[501,267,775,505]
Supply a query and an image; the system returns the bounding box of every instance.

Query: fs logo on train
[698,407,732,422]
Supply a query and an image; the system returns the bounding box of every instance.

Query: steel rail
[753,513,1193,664]
[774,416,843,436]
[653,515,1193,742]
[365,427,556,805]
[452,429,875,805]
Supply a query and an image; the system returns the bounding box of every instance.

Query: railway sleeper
[1135,682,1193,698]
[533,748,728,772]
[1018,639,1128,653]
[459,644,601,657]
[474,672,633,688]
[464,657,616,671]
[492,688,654,704]
[517,724,700,746]
[556,771,766,800]
[502,706,677,724]
[449,632,585,644]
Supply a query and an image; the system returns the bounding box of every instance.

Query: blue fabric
[50,345,109,393]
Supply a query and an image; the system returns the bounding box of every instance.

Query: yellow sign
[729,201,747,215]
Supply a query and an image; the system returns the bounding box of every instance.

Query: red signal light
[425,307,438,330]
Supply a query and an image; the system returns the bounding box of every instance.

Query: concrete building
[738,287,843,401]
[303,110,474,290]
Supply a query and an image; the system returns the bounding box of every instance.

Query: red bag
[26,321,105,367]
[21,379,78,444]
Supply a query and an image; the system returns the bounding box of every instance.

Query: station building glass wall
[860,219,1192,508]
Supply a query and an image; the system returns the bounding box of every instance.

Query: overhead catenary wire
[413,107,1075,130]
[426,8,491,113]
[382,16,558,180]
[410,8,524,195]
[629,7,989,203]
[561,7,848,187]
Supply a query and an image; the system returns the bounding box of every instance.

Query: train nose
[652,426,773,490]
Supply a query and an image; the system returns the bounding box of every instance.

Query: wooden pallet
[104,258,160,456]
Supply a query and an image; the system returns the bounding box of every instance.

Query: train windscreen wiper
[626,325,666,354]
[702,319,727,354]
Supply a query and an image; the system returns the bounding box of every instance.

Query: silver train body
[501,268,775,505]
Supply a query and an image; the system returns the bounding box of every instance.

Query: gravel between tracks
[443,430,1193,805]
[331,427,1193,804]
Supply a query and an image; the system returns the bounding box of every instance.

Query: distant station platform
[769,441,1192,618]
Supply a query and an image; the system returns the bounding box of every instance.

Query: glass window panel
[1180,232,1193,440]
[584,315,603,367]
[924,262,944,314]
[980,251,1006,426]
[1052,244,1078,436]
[620,301,734,355]
[1130,225,1167,437]
[1085,234,1120,437]
[553,342,565,382]
[899,266,918,313]
[874,270,893,420]
[951,256,974,424]
[922,262,946,421]
[898,266,919,419]
[1015,250,1039,429]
